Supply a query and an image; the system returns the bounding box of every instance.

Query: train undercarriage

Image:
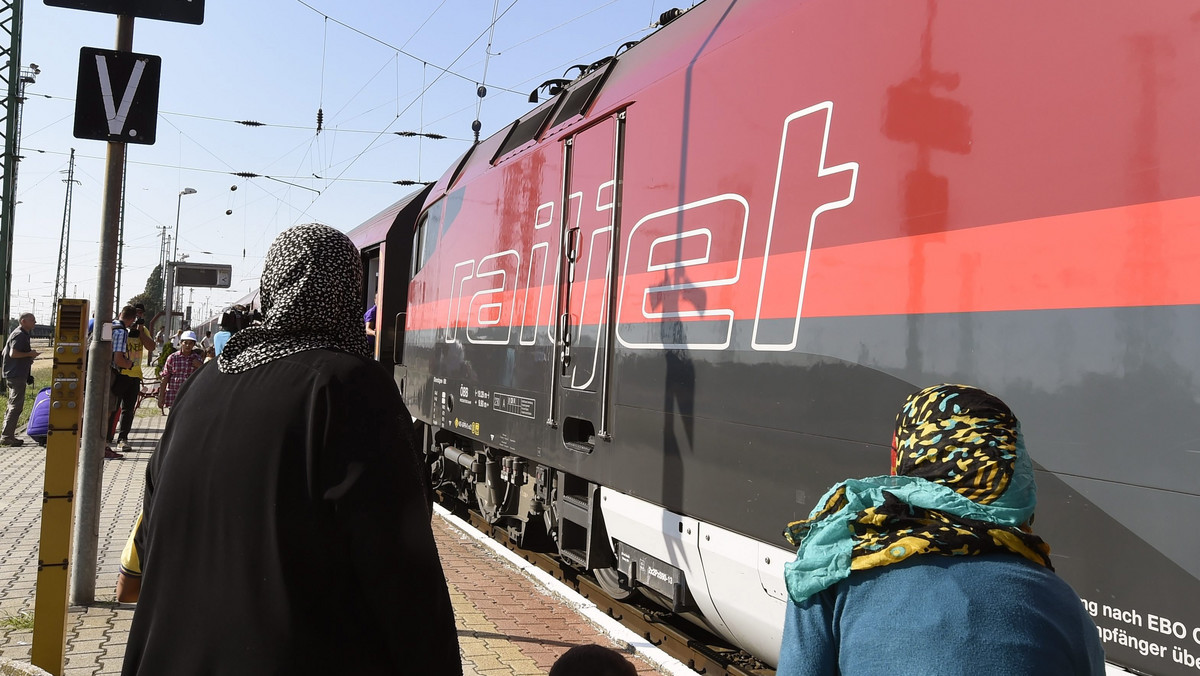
[420,423,722,628]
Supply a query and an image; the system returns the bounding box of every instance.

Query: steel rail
[451,504,775,676]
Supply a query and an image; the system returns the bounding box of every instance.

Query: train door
[554,114,623,451]
[363,249,380,359]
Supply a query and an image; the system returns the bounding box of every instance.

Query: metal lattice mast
[114,153,126,309]
[53,148,77,315]
[159,231,170,313]
[0,0,22,328]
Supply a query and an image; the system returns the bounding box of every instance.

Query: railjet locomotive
[350,1,1200,672]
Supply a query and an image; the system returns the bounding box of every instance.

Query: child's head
[549,644,638,676]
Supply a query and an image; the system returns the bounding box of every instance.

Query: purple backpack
[27,386,51,445]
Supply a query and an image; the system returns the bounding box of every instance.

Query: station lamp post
[172,187,196,265]
[166,187,196,334]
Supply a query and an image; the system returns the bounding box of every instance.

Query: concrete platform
[0,408,675,675]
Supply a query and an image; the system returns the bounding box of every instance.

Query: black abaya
[122,349,461,675]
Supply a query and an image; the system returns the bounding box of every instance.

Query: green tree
[128,264,164,319]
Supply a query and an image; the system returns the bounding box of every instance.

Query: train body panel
[383,1,1200,672]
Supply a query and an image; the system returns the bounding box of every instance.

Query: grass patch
[4,340,164,430]
[1,611,34,630]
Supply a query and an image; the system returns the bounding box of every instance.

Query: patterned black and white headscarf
[218,223,370,374]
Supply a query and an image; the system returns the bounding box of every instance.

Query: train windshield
[412,199,443,277]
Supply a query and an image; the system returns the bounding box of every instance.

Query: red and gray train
[347,1,1200,673]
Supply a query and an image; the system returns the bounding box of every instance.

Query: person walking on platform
[122,223,461,676]
[157,330,203,411]
[1,312,38,446]
[776,384,1105,676]
[150,324,165,366]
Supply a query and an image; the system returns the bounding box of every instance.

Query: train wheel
[593,566,636,601]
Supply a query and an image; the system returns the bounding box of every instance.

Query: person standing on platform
[131,304,157,368]
[363,303,377,355]
[122,223,461,676]
[776,384,1105,675]
[132,302,150,328]
[113,305,155,451]
[153,338,174,381]
[104,307,140,460]
[148,324,165,367]
[157,331,203,411]
[212,313,235,356]
[1,312,38,446]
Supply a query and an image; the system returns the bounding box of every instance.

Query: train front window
[412,201,443,277]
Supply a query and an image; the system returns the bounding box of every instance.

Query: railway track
[447,502,776,676]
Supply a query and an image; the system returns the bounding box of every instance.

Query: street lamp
[166,187,197,335]
[172,187,197,264]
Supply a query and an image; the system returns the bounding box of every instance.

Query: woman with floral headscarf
[776,384,1104,675]
[122,223,461,676]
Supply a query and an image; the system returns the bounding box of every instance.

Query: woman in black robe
[122,223,461,675]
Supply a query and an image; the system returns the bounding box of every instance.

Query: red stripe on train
[798,195,1200,317]
[404,195,1200,333]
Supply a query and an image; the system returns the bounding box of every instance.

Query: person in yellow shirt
[112,305,156,452]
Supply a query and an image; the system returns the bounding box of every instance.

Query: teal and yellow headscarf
[782,384,1052,604]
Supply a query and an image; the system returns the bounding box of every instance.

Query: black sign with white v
[45,0,204,25]
[73,47,161,145]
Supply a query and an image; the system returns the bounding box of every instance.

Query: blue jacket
[777,553,1105,675]
[212,330,232,356]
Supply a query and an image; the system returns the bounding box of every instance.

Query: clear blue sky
[14,0,674,322]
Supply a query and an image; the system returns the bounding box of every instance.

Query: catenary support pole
[0,0,24,333]
[71,14,134,606]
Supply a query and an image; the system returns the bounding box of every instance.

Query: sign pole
[70,12,133,607]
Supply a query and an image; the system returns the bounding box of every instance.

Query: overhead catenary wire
[420,63,427,178]
[400,0,449,51]
[21,0,661,280]
[15,155,72,196]
[155,115,333,236]
[23,148,425,185]
[474,0,504,142]
[317,16,328,136]
[294,0,526,97]
[303,0,521,206]
[27,0,653,145]
[160,114,237,172]
[23,2,652,319]
[490,0,626,55]
[331,53,398,123]
[24,92,472,140]
[26,83,452,189]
